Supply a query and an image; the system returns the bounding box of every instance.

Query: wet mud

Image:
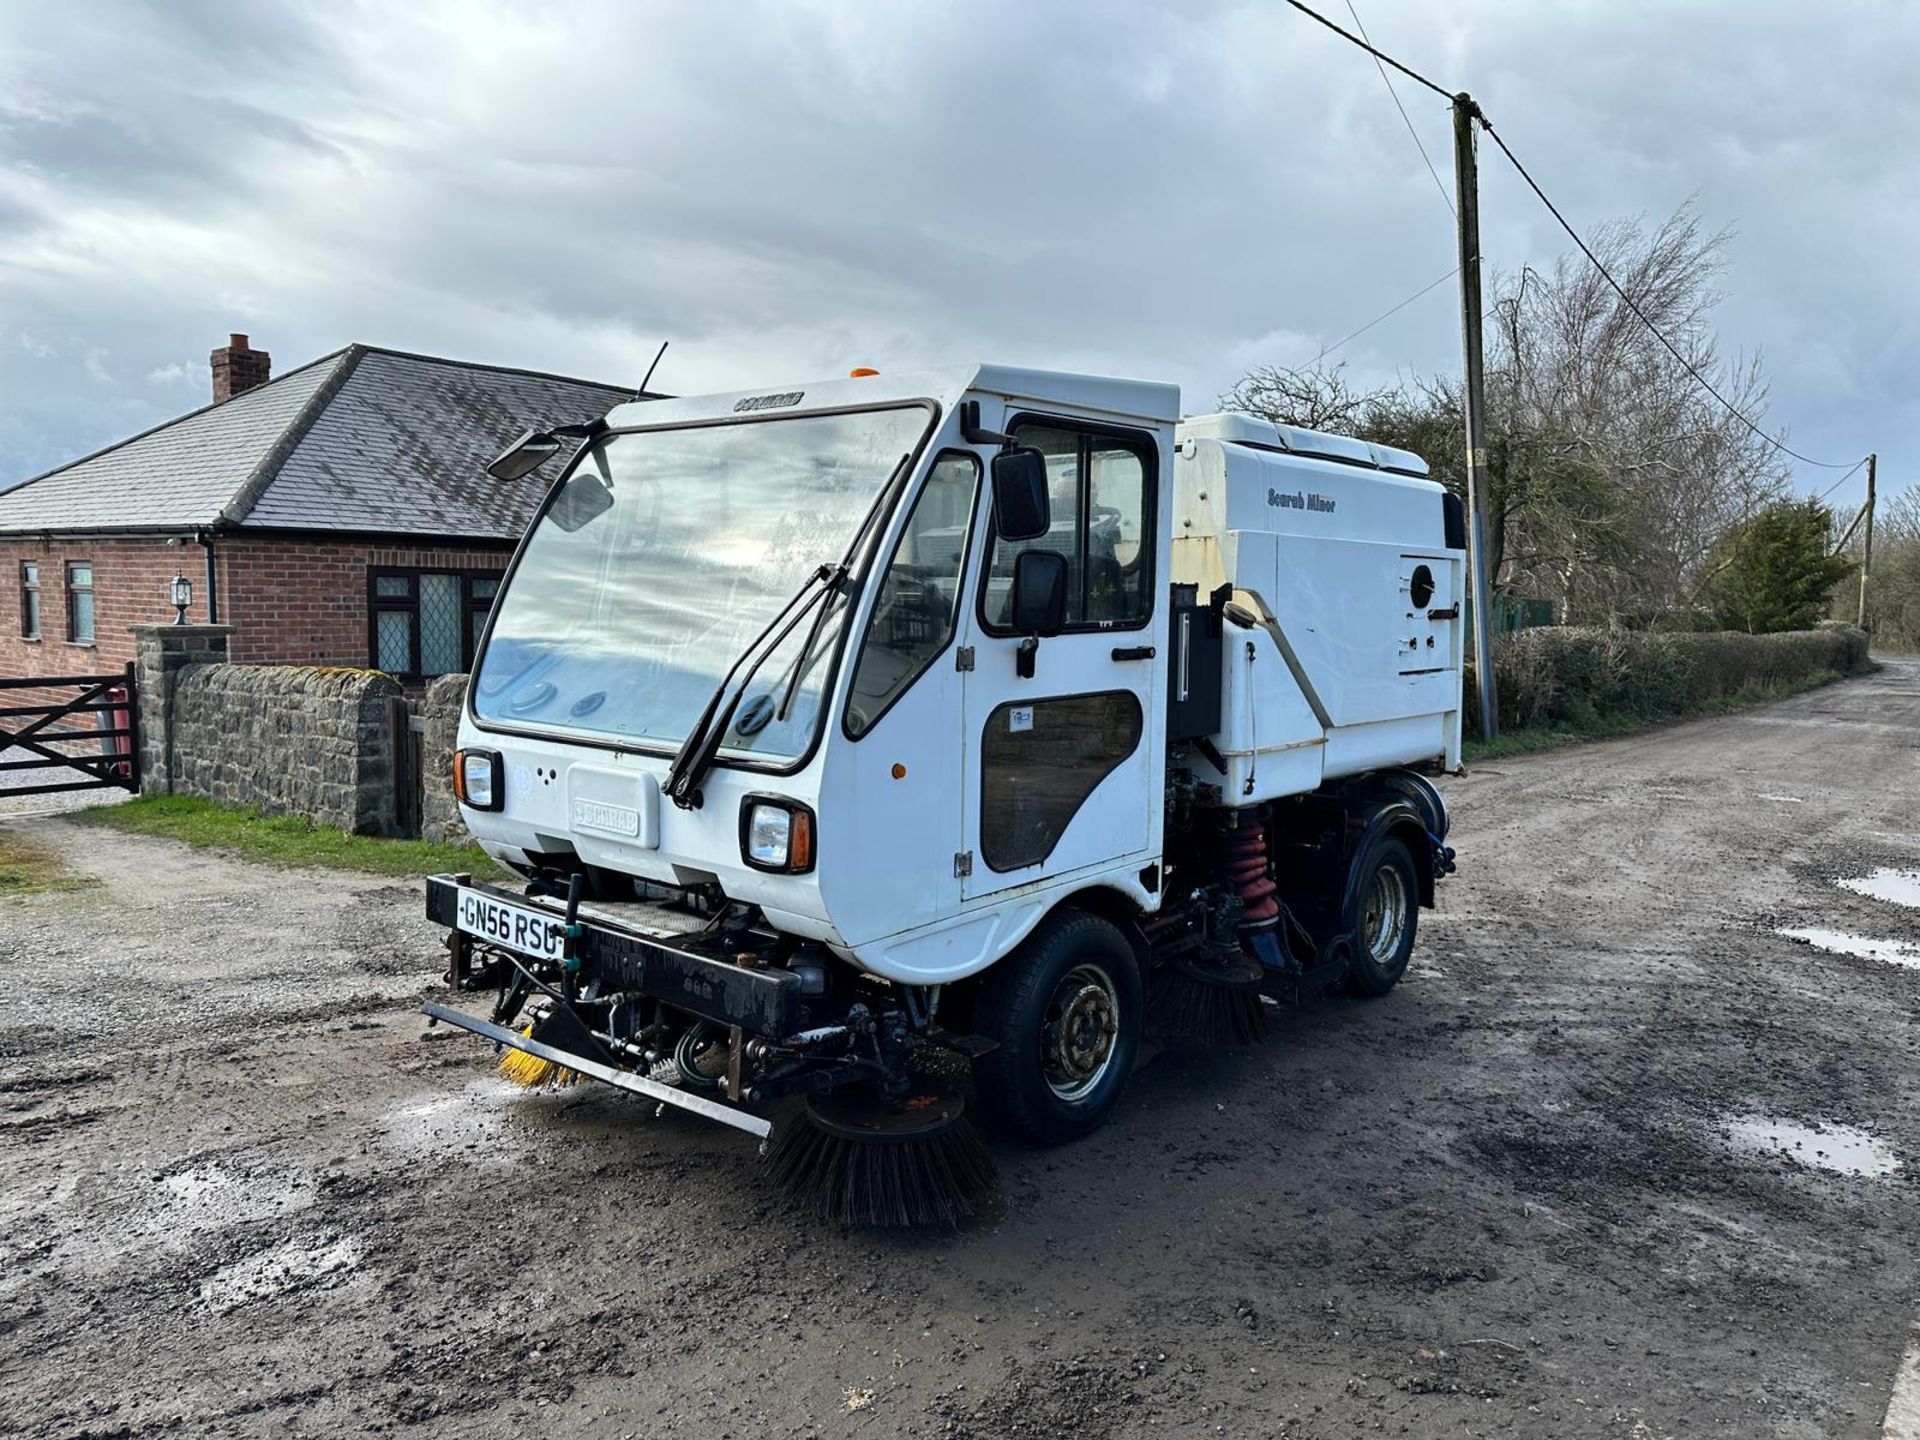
[3,661,1919,1437]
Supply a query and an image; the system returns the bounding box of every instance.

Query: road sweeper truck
[423,364,1462,1224]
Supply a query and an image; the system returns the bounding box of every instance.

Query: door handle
[1427,606,1460,621]
[1111,645,1156,661]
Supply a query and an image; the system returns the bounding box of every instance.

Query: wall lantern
[169,574,193,625]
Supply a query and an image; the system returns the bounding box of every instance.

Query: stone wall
[132,625,405,835]
[419,673,469,844]
[168,664,403,834]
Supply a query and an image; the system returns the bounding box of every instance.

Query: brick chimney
[210,333,271,403]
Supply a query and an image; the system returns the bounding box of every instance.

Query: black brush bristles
[1151,961,1270,1046]
[767,1102,997,1229]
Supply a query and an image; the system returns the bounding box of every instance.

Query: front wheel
[971,908,1143,1145]
[1343,834,1420,997]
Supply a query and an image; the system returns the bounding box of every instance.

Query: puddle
[198,1234,361,1311]
[1838,869,1920,910]
[1781,927,1920,969]
[1724,1116,1900,1178]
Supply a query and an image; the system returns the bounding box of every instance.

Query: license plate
[454,889,568,962]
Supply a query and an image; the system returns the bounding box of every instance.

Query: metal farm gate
[0,667,140,798]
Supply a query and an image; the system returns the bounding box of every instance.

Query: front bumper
[420,1000,772,1139]
[424,873,803,1037]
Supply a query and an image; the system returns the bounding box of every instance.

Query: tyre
[971,908,1143,1145]
[1343,834,1419,997]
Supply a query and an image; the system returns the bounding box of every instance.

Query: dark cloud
[1,0,1913,505]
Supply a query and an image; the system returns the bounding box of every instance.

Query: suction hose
[1224,809,1280,932]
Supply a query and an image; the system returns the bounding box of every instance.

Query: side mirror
[991,447,1051,542]
[1010,549,1068,637]
[487,429,563,481]
[547,473,615,533]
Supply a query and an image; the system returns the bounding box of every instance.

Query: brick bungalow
[0,335,639,681]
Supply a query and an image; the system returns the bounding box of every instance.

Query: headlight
[454,748,503,811]
[740,796,815,874]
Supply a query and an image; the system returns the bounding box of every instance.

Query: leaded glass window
[368,567,505,677]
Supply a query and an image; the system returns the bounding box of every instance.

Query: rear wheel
[971,908,1142,1145]
[1343,834,1419,997]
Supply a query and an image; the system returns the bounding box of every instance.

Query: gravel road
[3,660,1918,1439]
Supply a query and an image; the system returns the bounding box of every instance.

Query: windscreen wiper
[662,564,841,810]
[662,450,915,809]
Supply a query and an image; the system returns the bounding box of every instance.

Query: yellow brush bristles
[498,1031,579,1088]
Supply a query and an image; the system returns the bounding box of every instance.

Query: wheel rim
[1042,963,1120,1101]
[1363,863,1409,966]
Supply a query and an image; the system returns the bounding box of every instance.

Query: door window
[845,451,979,738]
[1087,442,1147,623]
[981,421,1153,631]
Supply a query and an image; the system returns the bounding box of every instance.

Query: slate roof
[0,345,640,539]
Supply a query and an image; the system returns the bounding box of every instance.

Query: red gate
[0,666,140,797]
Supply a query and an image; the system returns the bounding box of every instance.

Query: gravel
[1,659,1917,1438]
[0,743,133,818]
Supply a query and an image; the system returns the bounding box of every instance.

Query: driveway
[0,745,133,818]
[2,661,1918,1438]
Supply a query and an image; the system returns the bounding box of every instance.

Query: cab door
[957,410,1167,901]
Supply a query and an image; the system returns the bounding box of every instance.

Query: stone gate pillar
[130,624,230,794]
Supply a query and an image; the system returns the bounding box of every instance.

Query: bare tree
[1217,361,1393,433]
[1839,483,1920,647]
[1485,206,1788,623]
[1882,484,1920,546]
[1222,203,1793,627]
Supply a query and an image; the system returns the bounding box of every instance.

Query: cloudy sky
[1,1,1914,508]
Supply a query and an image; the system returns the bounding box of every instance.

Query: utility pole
[1453,92,1498,741]
[1858,451,1877,631]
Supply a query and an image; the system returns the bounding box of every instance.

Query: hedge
[1466,625,1872,734]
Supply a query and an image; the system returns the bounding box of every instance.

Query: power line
[1344,1,1454,219]
[1285,0,1866,476]
[1301,266,1459,370]
[1281,0,1451,100]
[1813,455,1867,503]
[1471,119,1862,473]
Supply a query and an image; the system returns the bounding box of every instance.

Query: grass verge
[0,829,95,896]
[70,795,506,879]
[1464,668,1850,762]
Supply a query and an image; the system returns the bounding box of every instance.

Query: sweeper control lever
[426,364,1463,1225]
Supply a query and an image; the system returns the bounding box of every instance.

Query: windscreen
[473,405,932,760]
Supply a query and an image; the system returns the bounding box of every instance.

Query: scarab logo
[733,391,805,413]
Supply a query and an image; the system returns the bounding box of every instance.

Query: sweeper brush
[497,1004,595,1088]
[498,1031,580,1088]
[1150,948,1269,1046]
[767,1088,996,1228]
